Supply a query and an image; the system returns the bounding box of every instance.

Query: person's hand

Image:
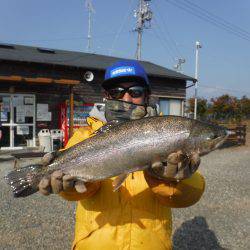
[146,151,201,182]
[38,170,87,195]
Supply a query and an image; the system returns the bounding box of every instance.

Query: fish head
[190,121,228,155]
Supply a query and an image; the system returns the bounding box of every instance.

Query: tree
[239,95,250,119]
[209,94,242,121]
[187,98,208,120]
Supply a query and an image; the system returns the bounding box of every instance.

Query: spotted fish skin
[5,116,228,197]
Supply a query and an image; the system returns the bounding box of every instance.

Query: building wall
[0,61,188,148]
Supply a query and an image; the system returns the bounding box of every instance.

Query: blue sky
[1,0,250,99]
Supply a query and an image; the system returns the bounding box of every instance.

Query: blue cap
[102,60,150,91]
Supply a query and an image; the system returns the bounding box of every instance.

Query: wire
[152,1,183,58]
[149,24,176,62]
[198,84,250,95]
[151,14,180,62]
[3,32,128,44]
[180,0,250,40]
[164,0,250,43]
[183,0,250,38]
[109,0,135,55]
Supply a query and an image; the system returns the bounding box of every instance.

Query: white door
[0,94,36,150]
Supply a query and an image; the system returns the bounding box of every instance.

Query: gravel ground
[172,141,250,250]
[0,140,249,250]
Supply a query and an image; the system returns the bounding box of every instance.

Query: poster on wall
[1,111,8,121]
[16,105,25,123]
[17,125,29,135]
[2,97,10,112]
[13,96,23,107]
[24,105,34,117]
[37,103,51,121]
[24,97,34,105]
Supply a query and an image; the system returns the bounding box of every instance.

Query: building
[0,44,195,150]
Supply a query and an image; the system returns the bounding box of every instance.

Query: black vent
[37,47,55,54]
[0,44,15,49]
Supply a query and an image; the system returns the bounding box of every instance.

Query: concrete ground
[0,139,249,250]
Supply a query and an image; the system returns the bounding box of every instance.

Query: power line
[109,0,135,56]
[198,83,250,95]
[152,1,183,58]
[2,32,128,44]
[180,0,250,40]
[164,0,250,43]
[183,0,250,38]
[150,22,176,62]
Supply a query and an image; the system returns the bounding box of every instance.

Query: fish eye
[211,134,218,139]
[206,133,218,140]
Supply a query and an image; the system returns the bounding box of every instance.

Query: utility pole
[194,41,202,119]
[134,0,152,60]
[86,0,94,52]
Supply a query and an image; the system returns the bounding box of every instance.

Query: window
[159,98,183,116]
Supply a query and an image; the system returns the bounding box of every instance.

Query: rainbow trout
[5,116,228,197]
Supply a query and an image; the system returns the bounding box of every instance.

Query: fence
[219,123,247,145]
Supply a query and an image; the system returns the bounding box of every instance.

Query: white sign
[17,125,29,135]
[37,104,51,121]
[13,96,23,107]
[24,97,34,105]
[2,97,10,112]
[24,105,34,117]
[42,112,52,121]
[16,106,25,123]
[1,111,8,121]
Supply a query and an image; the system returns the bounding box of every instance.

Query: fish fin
[95,119,123,135]
[5,164,44,197]
[112,173,129,192]
[41,151,59,165]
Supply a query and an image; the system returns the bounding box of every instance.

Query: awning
[0,75,80,85]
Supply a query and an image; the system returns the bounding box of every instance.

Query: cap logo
[110,66,135,78]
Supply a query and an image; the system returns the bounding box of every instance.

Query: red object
[58,102,94,146]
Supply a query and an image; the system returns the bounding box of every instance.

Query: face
[105,82,147,105]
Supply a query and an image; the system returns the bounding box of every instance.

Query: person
[39,60,205,250]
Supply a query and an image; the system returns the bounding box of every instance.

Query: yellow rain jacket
[60,117,205,250]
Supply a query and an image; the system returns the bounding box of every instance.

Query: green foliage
[187,97,208,119]
[187,95,250,122]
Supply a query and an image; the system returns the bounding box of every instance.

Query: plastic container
[38,129,51,152]
[50,129,64,151]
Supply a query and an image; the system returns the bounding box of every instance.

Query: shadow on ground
[173,216,226,250]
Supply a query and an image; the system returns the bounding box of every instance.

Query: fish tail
[5,164,45,197]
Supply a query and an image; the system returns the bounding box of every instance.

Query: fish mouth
[214,132,229,149]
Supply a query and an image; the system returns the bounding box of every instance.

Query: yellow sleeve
[64,127,92,150]
[144,171,205,208]
[63,117,104,150]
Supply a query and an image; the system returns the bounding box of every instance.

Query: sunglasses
[107,86,145,99]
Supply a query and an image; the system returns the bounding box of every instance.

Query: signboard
[17,125,29,135]
[24,105,34,117]
[16,106,25,123]
[13,96,23,107]
[37,103,51,121]
[24,97,34,105]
